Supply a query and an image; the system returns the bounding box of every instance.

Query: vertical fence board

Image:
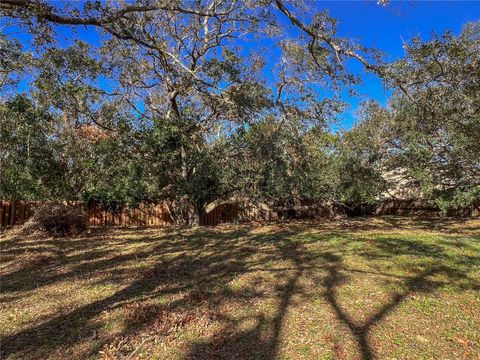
[10,202,15,227]
[18,202,24,225]
[0,202,4,227]
[1,202,3,227]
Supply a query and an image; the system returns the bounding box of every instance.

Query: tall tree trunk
[187,203,200,226]
[170,93,199,226]
[180,143,200,226]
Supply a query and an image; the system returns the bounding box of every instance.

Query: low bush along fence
[1,198,478,229]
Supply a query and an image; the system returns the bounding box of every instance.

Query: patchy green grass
[1,217,479,359]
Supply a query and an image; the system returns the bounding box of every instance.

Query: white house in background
[381,167,422,200]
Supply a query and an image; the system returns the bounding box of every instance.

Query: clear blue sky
[321,0,480,129]
[6,1,480,129]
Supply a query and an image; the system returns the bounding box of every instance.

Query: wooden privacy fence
[0,201,176,228]
[87,202,173,227]
[88,202,236,227]
[1,198,478,229]
[375,199,480,217]
[0,201,34,228]
[0,200,233,228]
[200,203,241,226]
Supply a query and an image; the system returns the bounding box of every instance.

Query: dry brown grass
[1,216,479,359]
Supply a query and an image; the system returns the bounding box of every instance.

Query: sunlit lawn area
[1,217,479,359]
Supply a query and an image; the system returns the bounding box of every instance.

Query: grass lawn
[1,217,479,359]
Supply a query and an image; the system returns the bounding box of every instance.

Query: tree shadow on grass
[183,232,479,360]
[378,216,480,234]
[0,227,238,294]
[0,226,277,358]
[1,222,479,359]
[320,253,466,360]
[185,234,307,359]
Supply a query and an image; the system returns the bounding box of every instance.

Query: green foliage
[1,2,478,218]
[0,95,60,199]
[381,23,480,209]
[328,113,388,206]
[0,34,25,92]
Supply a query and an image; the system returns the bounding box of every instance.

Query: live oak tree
[5,1,475,221]
[217,114,342,208]
[381,23,480,209]
[1,0,382,224]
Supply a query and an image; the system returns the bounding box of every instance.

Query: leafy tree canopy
[1,2,478,222]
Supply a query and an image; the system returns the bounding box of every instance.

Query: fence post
[10,201,15,227]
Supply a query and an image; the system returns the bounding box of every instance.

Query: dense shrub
[23,203,87,236]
